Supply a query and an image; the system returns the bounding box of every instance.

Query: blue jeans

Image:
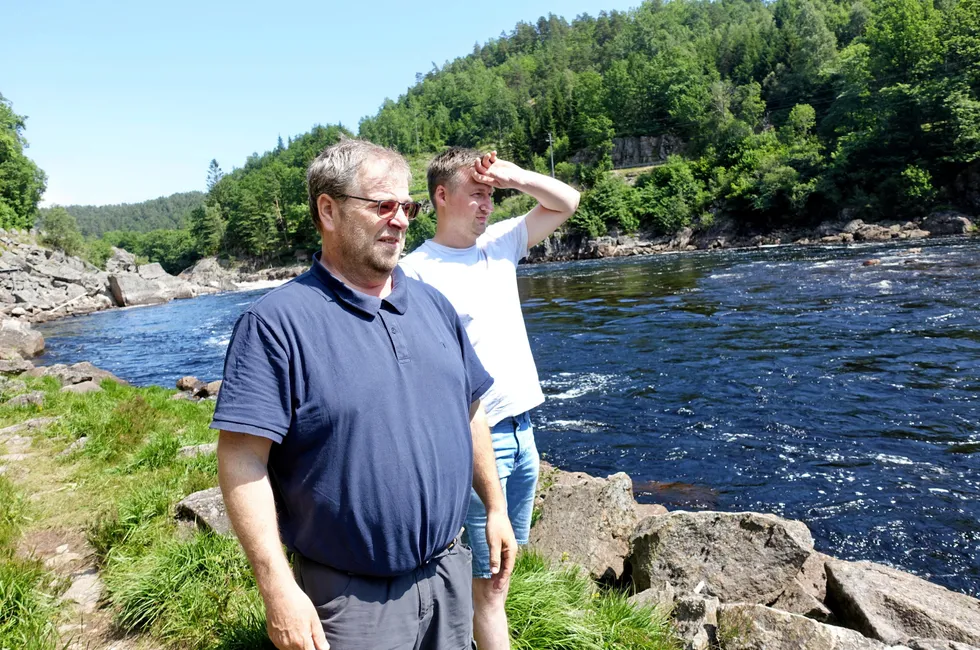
[463,411,539,579]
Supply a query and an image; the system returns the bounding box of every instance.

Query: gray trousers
[293,543,475,650]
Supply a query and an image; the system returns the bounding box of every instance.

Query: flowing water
[38,238,980,596]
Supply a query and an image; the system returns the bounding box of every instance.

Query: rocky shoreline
[2,354,978,649]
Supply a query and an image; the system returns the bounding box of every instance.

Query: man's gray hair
[307,138,410,230]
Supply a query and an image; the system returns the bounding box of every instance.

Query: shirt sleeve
[210,311,292,443]
[484,215,529,265]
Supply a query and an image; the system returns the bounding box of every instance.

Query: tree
[206,159,224,192]
[0,93,46,230]
[39,207,84,256]
[189,203,226,256]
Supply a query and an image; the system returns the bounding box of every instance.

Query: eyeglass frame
[339,194,422,221]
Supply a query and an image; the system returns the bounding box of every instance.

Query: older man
[401,148,580,649]
[214,138,516,650]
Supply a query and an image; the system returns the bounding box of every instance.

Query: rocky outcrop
[24,361,127,387]
[717,604,907,650]
[529,465,639,581]
[630,511,814,603]
[178,257,238,292]
[826,560,980,646]
[108,259,203,307]
[921,211,975,235]
[0,318,44,357]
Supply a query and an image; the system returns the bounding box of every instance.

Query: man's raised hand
[471,151,527,190]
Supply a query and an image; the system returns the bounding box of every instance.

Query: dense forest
[5,0,980,273]
[41,191,205,237]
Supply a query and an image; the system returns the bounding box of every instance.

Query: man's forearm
[512,170,580,216]
[470,402,506,513]
[217,431,294,600]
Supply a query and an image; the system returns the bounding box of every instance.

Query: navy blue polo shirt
[211,253,493,577]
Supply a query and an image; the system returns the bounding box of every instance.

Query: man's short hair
[427,147,482,204]
[307,138,409,231]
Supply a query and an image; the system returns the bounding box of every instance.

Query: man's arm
[469,400,517,590]
[218,430,328,650]
[472,151,581,248]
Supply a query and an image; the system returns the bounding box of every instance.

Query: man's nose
[388,205,410,230]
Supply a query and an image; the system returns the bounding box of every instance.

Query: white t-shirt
[400,215,545,426]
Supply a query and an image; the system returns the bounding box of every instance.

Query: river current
[37,238,980,597]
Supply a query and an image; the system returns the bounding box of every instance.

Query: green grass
[0,375,679,650]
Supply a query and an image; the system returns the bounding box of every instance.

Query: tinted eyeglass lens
[376,200,398,219]
[405,202,420,219]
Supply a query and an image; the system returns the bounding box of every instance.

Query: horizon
[3,0,639,209]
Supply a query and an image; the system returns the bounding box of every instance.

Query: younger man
[401,148,579,649]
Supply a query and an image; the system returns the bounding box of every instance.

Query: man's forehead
[454,172,493,194]
[357,159,409,194]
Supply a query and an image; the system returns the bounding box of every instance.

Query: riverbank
[1,360,978,649]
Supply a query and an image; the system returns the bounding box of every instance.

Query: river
[37,238,980,597]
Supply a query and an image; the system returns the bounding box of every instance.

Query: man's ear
[317,194,339,233]
[433,185,448,209]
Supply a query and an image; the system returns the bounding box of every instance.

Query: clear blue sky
[2,0,638,207]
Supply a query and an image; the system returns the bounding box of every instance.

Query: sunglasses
[341,194,422,221]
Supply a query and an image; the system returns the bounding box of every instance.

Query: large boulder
[24,361,127,386]
[529,468,639,581]
[826,560,980,646]
[175,487,233,536]
[717,604,905,650]
[921,211,975,236]
[108,264,197,307]
[0,318,44,357]
[105,247,138,274]
[179,257,237,292]
[629,511,813,603]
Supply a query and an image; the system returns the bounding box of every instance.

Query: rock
[175,487,233,536]
[26,362,126,386]
[797,551,831,602]
[178,443,217,458]
[922,211,975,235]
[0,318,43,357]
[105,247,138,274]
[0,417,59,437]
[0,358,33,374]
[636,502,669,518]
[863,259,882,266]
[670,227,694,249]
[4,391,45,407]
[203,380,221,397]
[629,580,675,612]
[906,640,980,650]
[61,380,102,394]
[58,436,88,457]
[674,595,719,650]
[178,257,238,291]
[61,567,102,615]
[629,511,813,603]
[170,391,192,401]
[529,470,639,581]
[854,224,896,242]
[176,376,203,391]
[843,219,866,234]
[770,578,835,622]
[827,560,980,646]
[717,604,899,650]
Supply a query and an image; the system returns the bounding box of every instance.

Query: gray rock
[906,640,980,650]
[529,469,639,581]
[826,559,980,646]
[0,318,44,357]
[0,417,59,437]
[58,436,88,457]
[629,511,813,603]
[203,380,221,397]
[717,604,899,650]
[0,358,33,374]
[4,391,45,407]
[179,257,238,291]
[629,580,675,612]
[922,211,975,235]
[176,375,203,391]
[770,577,835,623]
[105,247,137,274]
[61,380,102,394]
[176,487,233,536]
[25,362,126,386]
[178,443,217,458]
[798,551,831,602]
[674,595,719,650]
[61,567,102,614]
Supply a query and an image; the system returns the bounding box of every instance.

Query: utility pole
[547,131,556,178]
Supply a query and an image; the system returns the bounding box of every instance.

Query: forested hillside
[25,0,979,272]
[41,191,205,237]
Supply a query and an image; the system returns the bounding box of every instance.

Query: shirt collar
[310,251,408,317]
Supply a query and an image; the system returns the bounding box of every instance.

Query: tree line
[5,0,979,273]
